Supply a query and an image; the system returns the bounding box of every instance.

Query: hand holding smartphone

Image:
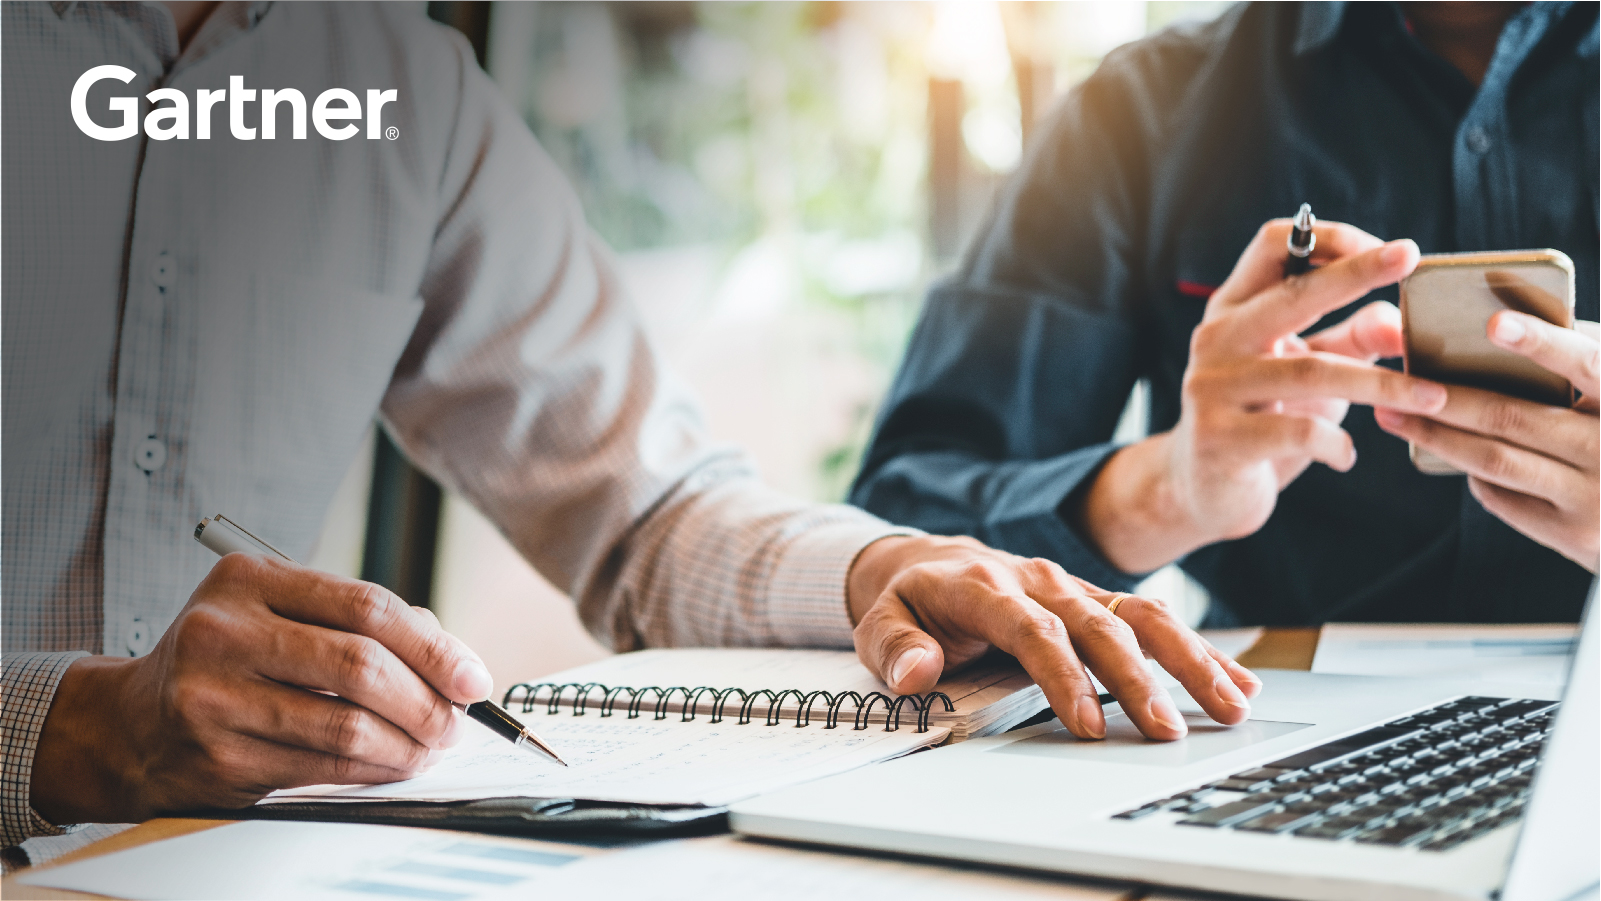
[1400,250,1576,474]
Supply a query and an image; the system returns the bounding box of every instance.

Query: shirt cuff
[764,509,923,648]
[2,651,90,849]
[982,444,1147,593]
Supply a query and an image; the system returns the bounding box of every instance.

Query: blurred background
[308,0,1231,689]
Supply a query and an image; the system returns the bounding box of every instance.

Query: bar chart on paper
[18,821,590,901]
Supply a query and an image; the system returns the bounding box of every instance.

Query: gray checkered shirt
[2,1,910,857]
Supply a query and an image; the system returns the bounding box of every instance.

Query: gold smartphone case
[1399,250,1575,476]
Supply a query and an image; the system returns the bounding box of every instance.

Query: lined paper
[268,709,948,808]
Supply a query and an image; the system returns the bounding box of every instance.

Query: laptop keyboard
[1113,696,1557,851]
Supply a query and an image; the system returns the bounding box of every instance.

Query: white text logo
[71,66,397,142]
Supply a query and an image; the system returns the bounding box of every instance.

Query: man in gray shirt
[1,1,1259,863]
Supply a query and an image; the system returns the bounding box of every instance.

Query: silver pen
[195,514,568,766]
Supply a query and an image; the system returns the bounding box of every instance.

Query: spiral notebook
[263,649,1046,811]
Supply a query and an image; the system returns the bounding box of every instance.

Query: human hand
[1375,313,1599,573]
[1078,220,1450,573]
[846,535,1262,742]
[30,554,493,825]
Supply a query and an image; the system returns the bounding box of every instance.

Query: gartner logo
[71,65,398,142]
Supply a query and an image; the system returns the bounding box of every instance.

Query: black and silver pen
[194,514,568,767]
[1284,202,1316,277]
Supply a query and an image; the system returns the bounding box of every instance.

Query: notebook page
[267,709,949,808]
[509,649,1041,722]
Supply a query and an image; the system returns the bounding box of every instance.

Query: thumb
[853,591,945,695]
[1304,300,1404,361]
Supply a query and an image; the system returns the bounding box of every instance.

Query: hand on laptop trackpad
[994,713,1311,768]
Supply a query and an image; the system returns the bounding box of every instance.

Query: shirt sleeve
[377,36,917,652]
[2,651,88,850]
[849,39,1186,593]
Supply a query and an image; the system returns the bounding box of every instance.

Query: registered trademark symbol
[385,126,399,140]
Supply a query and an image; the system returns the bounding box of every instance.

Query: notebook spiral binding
[502,682,955,734]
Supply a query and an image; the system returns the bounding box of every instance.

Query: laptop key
[1212,778,1274,793]
[1268,726,1422,771]
[1294,816,1370,840]
[1231,767,1292,782]
[1235,810,1321,834]
[1355,822,1435,846]
[1177,800,1280,828]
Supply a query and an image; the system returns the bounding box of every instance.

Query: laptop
[731,588,1598,901]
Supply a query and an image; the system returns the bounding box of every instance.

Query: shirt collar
[1293,1,1348,56]
[50,1,274,28]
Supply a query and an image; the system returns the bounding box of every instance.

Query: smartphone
[1400,249,1576,475]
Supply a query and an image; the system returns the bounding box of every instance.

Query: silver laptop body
[732,593,1598,901]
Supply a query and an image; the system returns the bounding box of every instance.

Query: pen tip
[1293,202,1314,230]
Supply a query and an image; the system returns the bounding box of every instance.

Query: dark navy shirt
[853,2,1598,626]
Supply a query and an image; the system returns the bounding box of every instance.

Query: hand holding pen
[28,518,563,828]
[1077,217,1444,573]
[195,514,567,766]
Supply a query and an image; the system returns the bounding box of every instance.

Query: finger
[1385,380,1597,469]
[1106,594,1253,726]
[231,733,425,794]
[853,589,948,697]
[1465,477,1596,572]
[1205,411,1356,472]
[1467,476,1562,539]
[1303,301,1405,361]
[1043,592,1188,740]
[221,678,436,774]
[410,605,442,628]
[1489,311,1599,398]
[253,562,493,705]
[1014,561,1186,739]
[1205,353,1447,413]
[257,619,465,749]
[1199,641,1263,699]
[1374,409,1583,504]
[1213,220,1387,307]
[890,561,1109,740]
[1224,239,1418,352]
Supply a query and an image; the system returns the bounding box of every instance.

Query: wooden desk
[2,629,1321,901]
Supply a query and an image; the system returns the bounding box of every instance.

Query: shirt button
[125,615,154,656]
[134,436,167,473]
[1465,127,1491,154]
[150,252,173,291]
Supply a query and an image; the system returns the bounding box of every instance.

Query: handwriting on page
[268,713,947,808]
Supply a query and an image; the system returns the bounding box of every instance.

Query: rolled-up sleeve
[2,651,88,849]
[377,42,915,652]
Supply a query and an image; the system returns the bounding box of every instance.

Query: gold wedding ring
[1106,592,1133,618]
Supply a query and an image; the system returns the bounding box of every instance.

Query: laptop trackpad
[994,714,1312,767]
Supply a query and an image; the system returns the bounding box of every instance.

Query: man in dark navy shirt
[853,2,1598,627]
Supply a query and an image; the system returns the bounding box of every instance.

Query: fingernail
[442,707,466,748]
[453,658,493,700]
[1491,314,1526,346]
[1215,675,1250,710]
[425,748,445,769]
[1150,697,1187,737]
[1379,239,1414,266]
[1076,695,1106,740]
[1412,381,1448,408]
[889,647,927,689]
